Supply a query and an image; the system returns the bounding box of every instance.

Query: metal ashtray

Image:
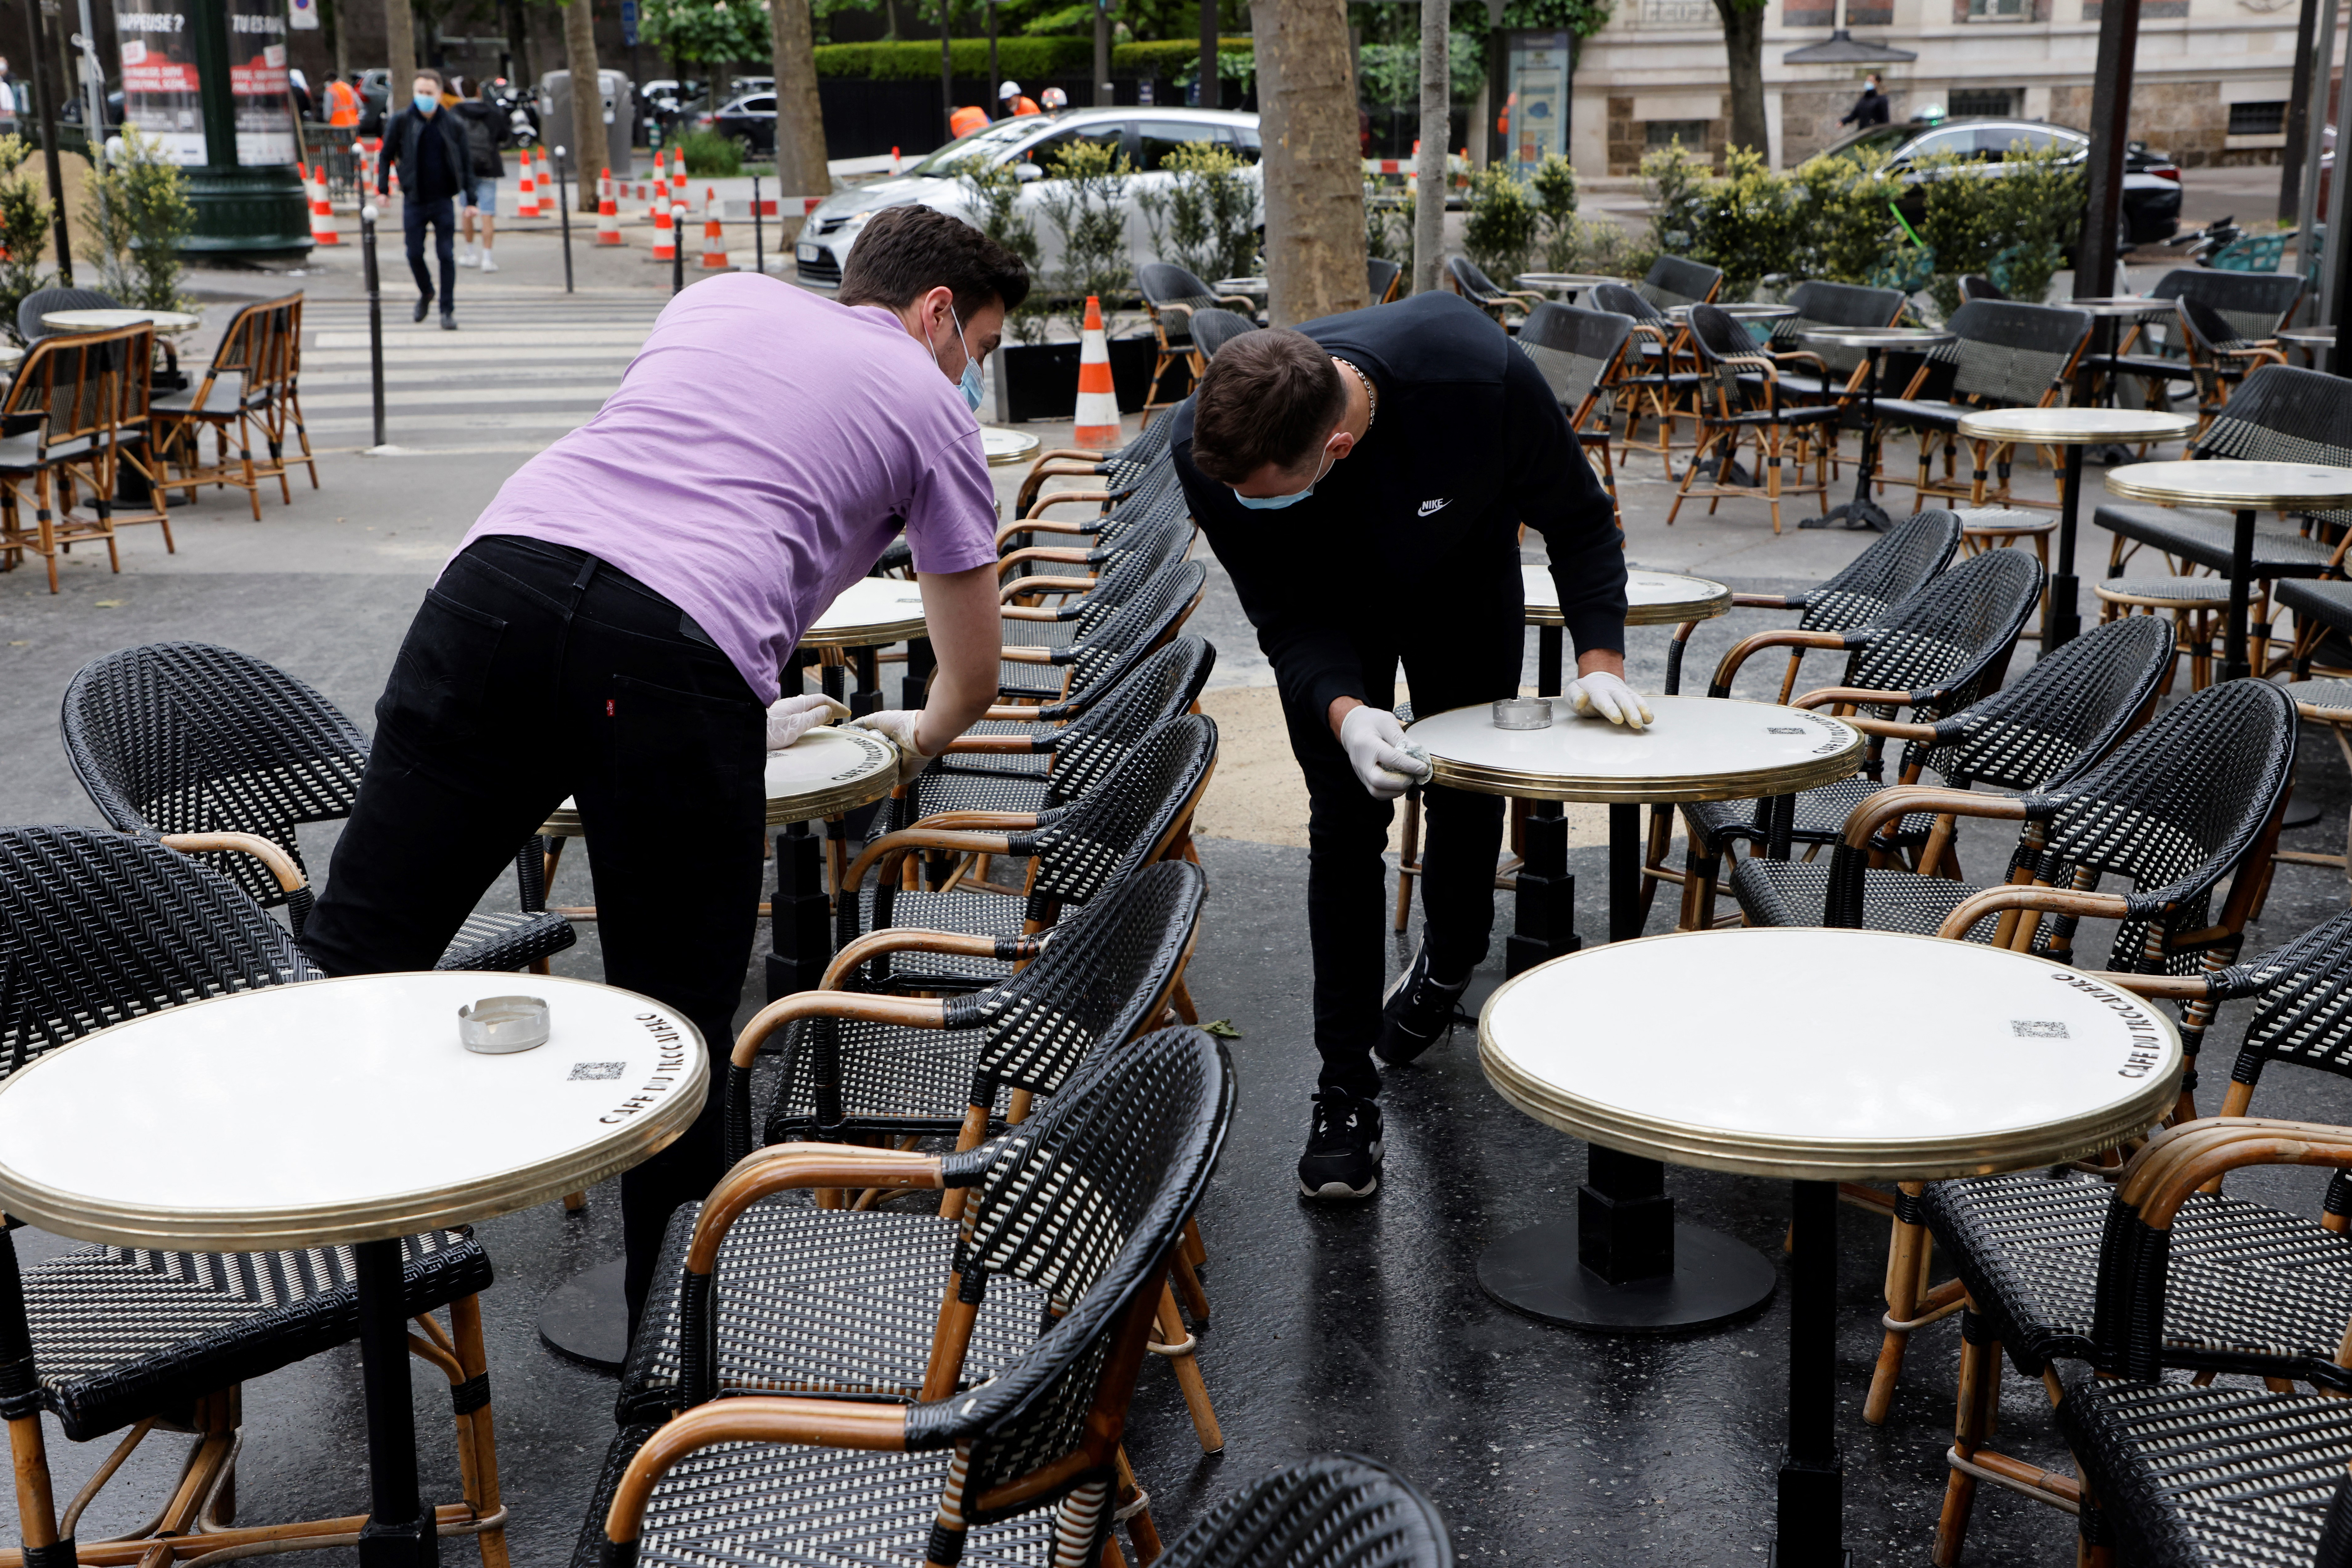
[1491,698,1554,730]
[458,996,550,1054]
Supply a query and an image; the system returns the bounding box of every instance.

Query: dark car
[699,91,774,156]
[1823,116,2183,246]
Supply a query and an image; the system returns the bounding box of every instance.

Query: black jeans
[1287,555,1526,1100]
[304,534,767,1328]
[405,194,456,308]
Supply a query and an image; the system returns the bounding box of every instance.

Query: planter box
[990,336,1190,423]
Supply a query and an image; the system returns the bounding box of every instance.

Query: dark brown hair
[1188,329,1346,484]
[412,67,443,89]
[838,204,1031,322]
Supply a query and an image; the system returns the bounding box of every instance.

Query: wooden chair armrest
[1791,684,1928,711]
[2123,1118,2352,1230]
[1932,883,2133,943]
[995,513,1102,548]
[913,810,1042,832]
[1022,490,1112,522]
[158,831,307,896]
[2077,970,2212,1001]
[1709,628,1851,694]
[730,989,947,1068]
[984,703,1052,720]
[604,1397,908,1549]
[999,572,1094,602]
[1505,290,1548,308]
[1844,716,1940,743]
[1772,349,1829,371]
[1842,785,2028,852]
[839,828,1019,907]
[1730,592,1793,609]
[1722,353,1778,379]
[697,1144,947,1266]
[997,546,1097,576]
[999,604,1064,622]
[1216,293,1260,311]
[1029,449,1105,468]
[1000,644,1058,665]
[941,732,1045,755]
[820,928,1042,990]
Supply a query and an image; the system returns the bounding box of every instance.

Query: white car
[794,106,1262,289]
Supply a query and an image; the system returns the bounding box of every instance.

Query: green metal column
[180,0,309,256]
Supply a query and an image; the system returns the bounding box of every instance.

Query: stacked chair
[1633,255,1724,313]
[1517,302,1632,513]
[1871,299,2095,511]
[1664,303,1842,535]
[1138,262,1262,415]
[0,322,168,594]
[1014,413,1176,518]
[2107,266,2307,422]
[1589,281,1708,475]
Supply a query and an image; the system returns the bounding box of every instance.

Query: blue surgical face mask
[413,92,438,114]
[935,306,985,411]
[1230,447,1334,510]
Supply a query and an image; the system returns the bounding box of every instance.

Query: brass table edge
[796,612,930,650]
[1416,704,1867,804]
[1955,414,2196,446]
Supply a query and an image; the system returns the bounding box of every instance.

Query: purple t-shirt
[457,273,999,703]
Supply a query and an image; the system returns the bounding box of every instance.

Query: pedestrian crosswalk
[298,291,665,450]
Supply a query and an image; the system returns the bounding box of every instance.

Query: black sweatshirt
[1169,290,1628,726]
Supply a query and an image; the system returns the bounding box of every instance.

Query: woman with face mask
[302,205,1027,1333]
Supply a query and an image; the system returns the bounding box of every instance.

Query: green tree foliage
[642,0,772,67]
[1910,142,2083,313]
[678,127,745,175]
[1462,163,1540,280]
[1462,154,1630,279]
[1356,30,1485,106]
[0,136,49,344]
[1788,147,1903,285]
[954,157,1049,343]
[1137,139,1259,281]
[1038,136,1133,335]
[1365,183,1411,266]
[1641,140,1912,298]
[81,130,194,317]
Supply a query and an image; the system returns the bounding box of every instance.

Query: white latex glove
[852,708,936,785]
[765,693,850,751]
[1564,671,1654,732]
[1338,704,1434,801]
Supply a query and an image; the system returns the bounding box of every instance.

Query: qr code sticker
[569,1061,626,1081]
[2010,1021,2069,1039]
[1767,727,1804,735]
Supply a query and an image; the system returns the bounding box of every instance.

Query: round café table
[1797,327,1954,532]
[1520,564,1731,696]
[1482,927,2181,1565]
[2105,459,2352,681]
[0,971,707,1568]
[1515,272,1629,299]
[1407,696,1866,1332]
[2070,296,2172,412]
[1210,276,1268,299]
[800,577,930,713]
[982,425,1040,467]
[2282,327,2335,370]
[1955,407,2196,650]
[41,307,203,335]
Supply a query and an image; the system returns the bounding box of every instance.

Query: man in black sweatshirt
[378,68,470,330]
[1169,290,1636,1199]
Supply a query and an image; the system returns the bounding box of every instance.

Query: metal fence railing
[309,125,365,202]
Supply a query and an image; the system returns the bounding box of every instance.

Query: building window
[2229,100,2288,136]
[1949,88,2016,117]
[1965,0,2026,19]
[1646,119,1709,149]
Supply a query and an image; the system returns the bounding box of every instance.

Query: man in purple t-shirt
[304,206,1025,1326]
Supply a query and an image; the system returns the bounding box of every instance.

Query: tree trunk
[325,0,348,83]
[940,0,953,142]
[1198,0,1217,108]
[1715,0,1767,159]
[384,0,415,116]
[1251,0,1367,325]
[501,0,529,88]
[1092,0,1110,105]
[771,0,831,222]
[561,0,607,212]
[1410,0,1445,293]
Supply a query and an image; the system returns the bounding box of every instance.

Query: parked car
[1822,115,2183,245]
[702,89,777,155]
[795,106,1263,290]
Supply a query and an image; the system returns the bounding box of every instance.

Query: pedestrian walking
[326,71,360,127]
[453,77,506,274]
[377,68,469,330]
[0,58,21,135]
[1839,71,1891,129]
[300,205,1028,1333]
[1167,293,1636,1201]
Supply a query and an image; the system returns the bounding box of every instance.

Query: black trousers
[304,534,766,1328]
[1285,557,1526,1100]
[405,194,456,308]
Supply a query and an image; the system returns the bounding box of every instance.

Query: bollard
[752,172,763,275]
[555,147,573,294]
[671,200,686,295]
[361,204,386,448]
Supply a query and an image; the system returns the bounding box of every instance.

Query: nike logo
[1418,498,1452,516]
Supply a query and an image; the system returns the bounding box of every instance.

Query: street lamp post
[361,201,384,448]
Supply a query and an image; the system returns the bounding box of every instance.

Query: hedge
[810,37,1250,79]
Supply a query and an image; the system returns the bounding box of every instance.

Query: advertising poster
[115,0,206,166]
[1505,30,1571,175]
[227,0,295,166]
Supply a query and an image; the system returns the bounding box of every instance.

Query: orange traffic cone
[537,146,554,209]
[700,185,728,269]
[516,152,538,218]
[671,153,687,204]
[1072,295,1120,447]
[649,193,676,262]
[306,163,339,245]
[891,145,903,176]
[596,167,621,244]
[645,148,663,205]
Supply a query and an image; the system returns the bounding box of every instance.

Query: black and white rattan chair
[1154,1454,1456,1568]
[59,641,574,974]
[1722,508,1965,697]
[1873,299,2095,511]
[573,1024,1234,1568]
[1138,262,1261,414]
[997,511,1196,661]
[1012,408,1177,517]
[1665,303,1843,535]
[1590,281,1706,473]
[1517,303,1632,509]
[1192,306,1262,360]
[2107,266,2307,412]
[0,825,509,1568]
[1635,255,1723,312]
[1444,256,1541,327]
[996,559,1206,705]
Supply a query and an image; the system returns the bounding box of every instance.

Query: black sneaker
[439,310,458,331]
[412,295,431,323]
[1297,1091,1383,1200]
[1373,943,1471,1065]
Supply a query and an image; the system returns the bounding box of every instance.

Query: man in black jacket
[377,68,470,330]
[1169,290,1637,1199]
[1839,72,1890,129]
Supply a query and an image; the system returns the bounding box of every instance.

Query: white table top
[2280,329,2337,347]
[1521,564,1731,628]
[801,577,928,649]
[1405,694,1865,804]
[1515,273,1628,292]
[981,426,1040,467]
[41,308,201,334]
[2105,459,2352,511]
[1666,303,1800,319]
[2071,295,2169,317]
[0,343,23,368]
[1481,928,2181,1181]
[1957,407,2198,446]
[541,723,898,836]
[0,973,709,1250]
[1211,276,1268,294]
[1798,327,1951,350]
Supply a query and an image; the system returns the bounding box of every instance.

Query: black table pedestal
[2225,506,2257,683]
[1479,801,1779,1334]
[2049,445,2086,650]
[356,1238,441,1568]
[536,1258,630,1373]
[1772,1179,1850,1567]
[1801,345,1893,532]
[767,822,832,1001]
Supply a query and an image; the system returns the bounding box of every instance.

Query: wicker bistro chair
[16,285,119,342]
[998,512,1195,654]
[837,713,1219,995]
[1721,508,1965,699]
[61,641,574,973]
[0,825,510,1568]
[1190,307,1260,360]
[1909,912,2352,1564]
[999,457,1186,566]
[1367,257,1404,306]
[1956,275,2007,304]
[152,294,316,521]
[2175,295,2289,430]
[0,323,168,594]
[2108,266,2308,404]
[574,1025,1235,1568]
[1012,408,1176,518]
[1669,546,2045,929]
[1154,1454,1455,1568]
[996,559,1206,705]
[1666,303,1842,535]
[1517,304,1632,509]
[1444,256,1543,328]
[1757,281,1910,410]
[614,864,1207,1415]
[1138,263,1262,415]
[1635,254,1724,312]
[1871,300,2096,511]
[1589,282,1707,474]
